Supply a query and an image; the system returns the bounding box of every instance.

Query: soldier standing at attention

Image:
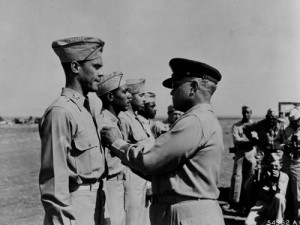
[223,106,256,214]
[39,37,108,225]
[118,78,152,225]
[95,72,132,225]
[101,58,225,225]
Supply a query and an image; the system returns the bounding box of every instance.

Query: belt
[76,180,102,191]
[151,195,207,205]
[107,172,126,181]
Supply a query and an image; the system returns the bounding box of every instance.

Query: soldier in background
[244,153,289,225]
[151,104,184,138]
[39,37,108,225]
[274,107,300,221]
[244,108,281,165]
[138,92,157,139]
[165,104,184,125]
[222,105,256,214]
[95,72,131,225]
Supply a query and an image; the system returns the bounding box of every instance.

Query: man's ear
[190,80,199,95]
[107,92,114,102]
[70,61,80,74]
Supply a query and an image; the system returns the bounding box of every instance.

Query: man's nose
[98,69,104,77]
[127,92,132,100]
[170,89,174,96]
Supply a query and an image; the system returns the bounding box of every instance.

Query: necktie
[117,120,125,139]
[84,99,91,114]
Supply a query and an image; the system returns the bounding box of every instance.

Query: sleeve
[232,124,248,143]
[111,115,204,175]
[274,129,287,151]
[278,173,289,196]
[39,107,75,225]
[151,122,168,139]
[243,123,256,141]
[119,117,132,142]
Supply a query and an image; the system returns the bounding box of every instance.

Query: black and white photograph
[0,1,299,225]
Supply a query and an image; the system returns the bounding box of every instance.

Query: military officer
[101,58,225,225]
[39,36,108,225]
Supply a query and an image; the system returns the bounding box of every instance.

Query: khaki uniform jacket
[112,103,224,200]
[39,88,106,224]
[96,109,125,176]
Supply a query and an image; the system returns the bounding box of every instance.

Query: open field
[0,117,250,225]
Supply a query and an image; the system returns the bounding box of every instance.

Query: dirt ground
[0,118,244,225]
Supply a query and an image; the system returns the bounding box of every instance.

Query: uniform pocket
[71,132,100,175]
[73,133,98,151]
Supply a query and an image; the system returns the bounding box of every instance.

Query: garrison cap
[289,107,300,121]
[52,36,104,63]
[126,78,146,94]
[162,58,222,88]
[145,92,156,103]
[97,71,125,97]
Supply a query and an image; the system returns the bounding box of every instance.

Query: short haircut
[242,105,251,111]
[193,78,217,96]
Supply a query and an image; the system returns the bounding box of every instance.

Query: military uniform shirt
[274,124,299,150]
[96,109,125,176]
[118,111,150,146]
[39,88,106,222]
[232,120,254,150]
[112,103,224,199]
[151,120,170,139]
[136,114,155,146]
[243,120,279,151]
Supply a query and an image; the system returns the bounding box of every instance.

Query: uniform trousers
[125,169,150,225]
[106,172,127,225]
[245,193,286,225]
[44,181,109,225]
[150,199,225,225]
[230,148,256,204]
[290,159,300,220]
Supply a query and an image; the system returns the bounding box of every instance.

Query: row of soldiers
[222,105,300,225]
[39,36,225,225]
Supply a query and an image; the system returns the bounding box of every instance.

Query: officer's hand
[101,127,122,147]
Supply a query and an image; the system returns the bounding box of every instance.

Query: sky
[0,0,299,118]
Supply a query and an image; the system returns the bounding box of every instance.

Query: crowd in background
[222,105,300,225]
